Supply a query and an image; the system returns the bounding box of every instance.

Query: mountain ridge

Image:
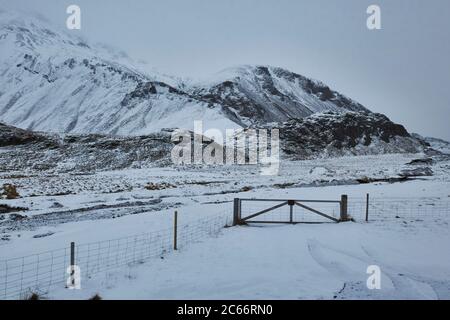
[0,10,435,159]
[1,11,376,136]
[190,65,370,126]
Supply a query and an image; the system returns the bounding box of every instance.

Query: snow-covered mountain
[1,11,373,136]
[0,11,239,135]
[190,65,370,126]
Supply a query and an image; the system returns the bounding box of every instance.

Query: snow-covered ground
[51,217,450,300]
[2,153,447,221]
[1,153,449,299]
[28,179,450,300]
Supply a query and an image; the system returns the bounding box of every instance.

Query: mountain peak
[0,10,83,52]
[1,10,370,135]
[191,64,370,126]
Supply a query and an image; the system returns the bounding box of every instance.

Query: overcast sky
[1,0,449,140]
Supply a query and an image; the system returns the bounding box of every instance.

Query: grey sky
[1,0,449,140]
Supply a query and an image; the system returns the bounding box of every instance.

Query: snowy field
[52,216,450,300]
[0,153,449,299]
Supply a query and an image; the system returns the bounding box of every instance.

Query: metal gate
[232,195,349,225]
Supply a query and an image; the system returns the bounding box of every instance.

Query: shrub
[25,292,40,300]
[2,184,20,199]
[89,293,102,300]
[144,182,176,190]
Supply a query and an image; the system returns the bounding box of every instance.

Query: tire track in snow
[306,239,440,299]
[360,245,447,300]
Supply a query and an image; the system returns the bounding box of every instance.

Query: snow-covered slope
[411,134,450,155]
[0,11,238,135]
[0,11,375,136]
[190,65,370,126]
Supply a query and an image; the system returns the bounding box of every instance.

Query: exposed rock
[400,167,433,178]
[309,167,333,177]
[0,204,29,214]
[121,81,188,108]
[240,186,253,192]
[273,182,295,189]
[0,111,428,174]
[9,213,27,221]
[49,202,64,209]
[0,123,49,147]
[268,112,423,160]
[144,182,177,191]
[0,123,175,173]
[192,66,369,127]
[1,235,11,241]
[407,158,433,165]
[32,231,55,239]
[356,176,409,184]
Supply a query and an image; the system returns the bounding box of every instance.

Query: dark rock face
[407,158,434,165]
[196,80,271,125]
[0,122,47,147]
[0,123,174,172]
[270,67,365,111]
[121,81,189,107]
[192,66,370,126]
[356,176,409,184]
[400,167,433,178]
[0,112,427,172]
[0,204,28,214]
[269,112,423,159]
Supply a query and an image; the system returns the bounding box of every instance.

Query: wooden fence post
[288,200,295,224]
[70,242,75,286]
[340,195,348,221]
[173,211,178,250]
[366,193,370,222]
[233,198,241,226]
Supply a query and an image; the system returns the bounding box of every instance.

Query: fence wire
[239,197,450,224]
[1,197,449,300]
[349,197,450,222]
[0,210,232,300]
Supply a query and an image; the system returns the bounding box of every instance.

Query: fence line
[235,196,449,224]
[348,197,450,222]
[1,197,449,299]
[0,210,232,300]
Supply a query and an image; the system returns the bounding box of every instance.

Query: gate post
[233,198,241,226]
[340,195,348,222]
[173,211,178,250]
[288,200,295,224]
[70,242,75,286]
[365,193,370,222]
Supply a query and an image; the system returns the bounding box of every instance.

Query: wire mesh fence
[348,197,450,222]
[1,197,449,299]
[0,210,232,300]
[0,247,69,300]
[238,196,450,224]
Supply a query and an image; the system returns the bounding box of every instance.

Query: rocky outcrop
[0,123,174,172]
[269,112,424,159]
[0,122,48,147]
[192,66,370,126]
